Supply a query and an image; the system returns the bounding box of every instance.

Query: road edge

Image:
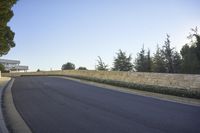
[57,76,200,107]
[3,78,32,133]
[0,78,11,133]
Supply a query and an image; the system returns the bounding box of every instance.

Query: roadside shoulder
[3,78,32,133]
[0,77,11,133]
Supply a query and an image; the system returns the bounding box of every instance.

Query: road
[11,76,200,133]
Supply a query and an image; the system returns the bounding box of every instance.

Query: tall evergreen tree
[152,45,166,73]
[181,44,200,74]
[134,46,152,72]
[161,34,174,73]
[191,27,200,61]
[134,46,146,72]
[172,51,182,73]
[180,27,200,74]
[113,49,133,71]
[146,49,152,72]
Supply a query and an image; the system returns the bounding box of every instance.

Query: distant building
[0,59,28,72]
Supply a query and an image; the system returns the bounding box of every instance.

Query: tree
[180,27,200,74]
[172,51,182,73]
[78,67,87,70]
[195,33,200,61]
[37,69,40,72]
[146,49,152,72]
[134,46,152,72]
[96,56,108,71]
[62,62,75,70]
[0,64,5,72]
[152,45,166,73]
[0,0,17,56]
[181,44,200,74]
[113,49,133,71]
[190,27,200,61]
[161,34,174,73]
[134,46,146,72]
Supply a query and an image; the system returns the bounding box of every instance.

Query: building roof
[0,59,20,64]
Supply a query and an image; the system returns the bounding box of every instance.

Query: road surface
[11,76,200,133]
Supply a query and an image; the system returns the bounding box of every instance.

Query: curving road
[11,76,200,133]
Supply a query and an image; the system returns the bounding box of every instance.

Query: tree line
[62,27,200,74]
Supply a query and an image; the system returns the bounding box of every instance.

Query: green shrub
[78,67,87,70]
[62,62,75,70]
[0,64,5,72]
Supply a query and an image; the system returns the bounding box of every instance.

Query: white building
[0,59,28,72]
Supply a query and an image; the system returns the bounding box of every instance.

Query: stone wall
[2,70,200,90]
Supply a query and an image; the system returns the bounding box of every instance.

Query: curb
[3,78,32,133]
[0,78,11,133]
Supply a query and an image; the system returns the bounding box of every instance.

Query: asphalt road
[11,76,200,133]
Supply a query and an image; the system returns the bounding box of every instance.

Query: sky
[2,0,200,71]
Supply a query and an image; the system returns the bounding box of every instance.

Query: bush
[0,64,5,72]
[62,62,75,70]
[78,67,87,70]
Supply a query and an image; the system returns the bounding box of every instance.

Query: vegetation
[0,63,5,72]
[62,62,75,70]
[96,56,108,71]
[112,49,133,71]
[134,28,199,74]
[152,45,166,73]
[78,67,87,70]
[61,27,200,74]
[180,27,200,74]
[134,47,152,72]
[0,0,17,56]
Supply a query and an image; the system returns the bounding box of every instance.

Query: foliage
[96,56,108,71]
[180,27,200,74]
[134,35,182,74]
[161,34,174,73]
[0,63,5,72]
[62,62,75,70]
[134,47,152,72]
[172,51,182,73]
[113,49,133,71]
[152,45,166,73]
[146,49,152,72]
[37,69,40,72]
[0,0,17,56]
[78,67,87,70]
[134,47,145,71]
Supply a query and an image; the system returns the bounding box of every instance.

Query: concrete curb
[0,78,11,133]
[3,78,32,133]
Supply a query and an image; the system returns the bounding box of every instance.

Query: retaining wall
[2,70,200,90]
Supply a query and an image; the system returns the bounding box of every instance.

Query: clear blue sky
[3,0,200,71]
